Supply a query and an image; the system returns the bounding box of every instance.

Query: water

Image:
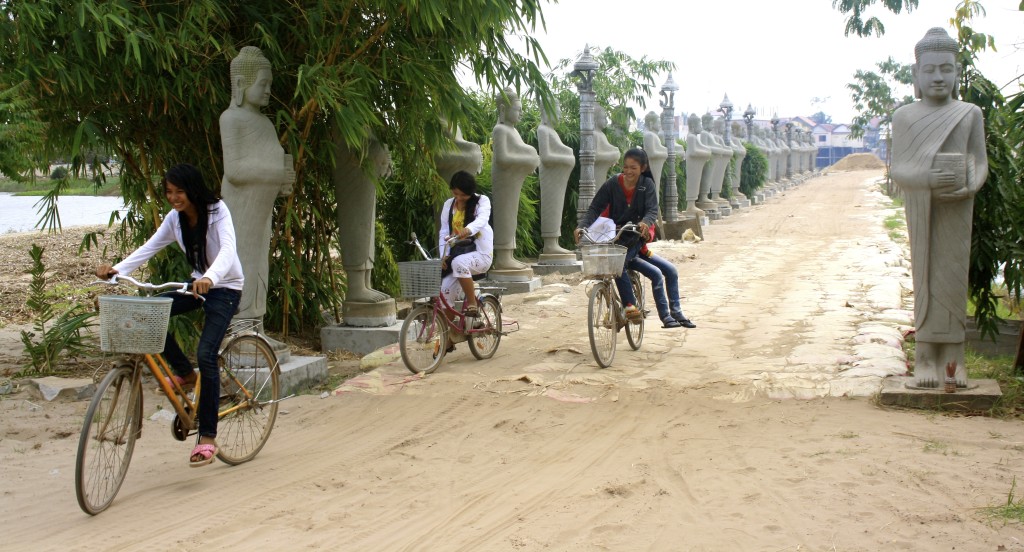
[0,193,126,234]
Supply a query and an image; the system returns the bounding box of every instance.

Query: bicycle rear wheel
[216,335,279,465]
[76,363,141,515]
[626,270,645,350]
[400,304,447,374]
[587,282,617,368]
[467,295,502,360]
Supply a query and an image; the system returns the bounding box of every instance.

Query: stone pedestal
[536,252,577,265]
[482,275,542,294]
[879,376,1001,412]
[342,299,397,328]
[714,199,732,216]
[279,355,329,396]
[663,219,702,241]
[532,262,582,276]
[321,322,402,356]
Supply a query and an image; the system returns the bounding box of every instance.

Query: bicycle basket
[581,243,627,279]
[98,296,173,354]
[397,260,442,298]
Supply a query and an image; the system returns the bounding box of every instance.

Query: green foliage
[19,245,95,374]
[1,1,554,337]
[739,143,768,198]
[982,477,1024,523]
[832,0,920,37]
[0,81,46,181]
[847,57,913,139]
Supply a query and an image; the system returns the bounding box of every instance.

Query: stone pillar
[572,46,599,225]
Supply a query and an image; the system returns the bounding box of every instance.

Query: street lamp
[571,45,599,223]
[742,104,755,141]
[660,73,680,222]
[718,94,734,144]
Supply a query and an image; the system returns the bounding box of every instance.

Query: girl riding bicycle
[95,163,243,467]
[439,170,493,318]
[574,148,659,323]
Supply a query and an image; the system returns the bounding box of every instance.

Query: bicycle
[396,233,509,374]
[578,223,647,368]
[75,275,284,515]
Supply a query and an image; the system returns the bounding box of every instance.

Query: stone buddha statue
[593,105,621,183]
[891,27,989,387]
[683,113,711,218]
[219,46,296,328]
[491,87,540,273]
[708,117,733,213]
[536,99,575,260]
[434,120,482,187]
[643,111,668,187]
[806,133,818,173]
[729,121,749,205]
[698,113,728,215]
[332,132,396,326]
[774,126,790,182]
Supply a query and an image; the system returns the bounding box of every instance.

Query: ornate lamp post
[571,45,599,224]
[659,73,680,223]
[742,104,755,141]
[718,94,734,144]
[784,120,794,179]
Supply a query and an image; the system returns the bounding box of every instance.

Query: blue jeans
[613,240,643,308]
[628,253,687,323]
[161,287,241,438]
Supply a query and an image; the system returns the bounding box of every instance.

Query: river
[0,193,126,234]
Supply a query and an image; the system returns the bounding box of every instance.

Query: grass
[903,338,1023,418]
[883,210,906,242]
[0,176,121,196]
[981,477,1024,524]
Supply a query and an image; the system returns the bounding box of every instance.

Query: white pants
[441,251,492,305]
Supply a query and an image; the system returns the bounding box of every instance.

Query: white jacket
[439,194,493,257]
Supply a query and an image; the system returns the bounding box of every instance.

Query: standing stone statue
[491,88,540,273]
[593,105,621,183]
[220,46,295,326]
[332,132,395,326]
[643,111,668,186]
[537,99,575,261]
[708,117,733,215]
[683,113,711,219]
[891,27,988,387]
[729,121,749,206]
[435,121,482,187]
[698,113,726,216]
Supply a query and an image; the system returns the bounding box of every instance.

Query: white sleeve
[200,204,239,287]
[438,198,453,249]
[111,213,178,276]
[465,195,491,236]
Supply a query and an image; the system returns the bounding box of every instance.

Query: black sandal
[464,304,479,318]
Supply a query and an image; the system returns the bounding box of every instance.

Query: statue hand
[936,186,970,202]
[928,168,956,188]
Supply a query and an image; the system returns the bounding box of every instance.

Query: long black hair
[449,170,480,224]
[163,163,219,273]
[623,147,654,181]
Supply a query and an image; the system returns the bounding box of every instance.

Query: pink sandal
[164,372,197,391]
[189,443,217,467]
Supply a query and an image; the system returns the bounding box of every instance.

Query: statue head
[644,111,660,133]
[497,88,522,125]
[540,98,560,126]
[912,27,960,101]
[701,112,713,131]
[688,113,702,134]
[230,46,273,109]
[712,117,725,134]
[594,104,608,130]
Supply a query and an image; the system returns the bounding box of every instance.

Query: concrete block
[29,377,96,402]
[879,376,1002,412]
[321,323,401,356]
[279,355,328,396]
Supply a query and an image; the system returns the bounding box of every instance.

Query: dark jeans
[613,240,643,307]
[161,287,241,438]
[628,253,687,323]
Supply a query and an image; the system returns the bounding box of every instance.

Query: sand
[2,169,1022,551]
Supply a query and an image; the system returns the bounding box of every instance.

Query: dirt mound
[830,152,885,171]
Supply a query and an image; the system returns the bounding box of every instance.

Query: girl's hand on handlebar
[96,264,117,279]
[573,228,583,244]
[192,277,213,296]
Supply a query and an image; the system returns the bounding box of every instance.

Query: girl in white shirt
[438,171,493,317]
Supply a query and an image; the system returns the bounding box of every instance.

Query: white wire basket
[581,243,627,279]
[98,296,173,354]
[398,260,442,298]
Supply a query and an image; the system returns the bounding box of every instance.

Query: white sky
[521,0,1024,125]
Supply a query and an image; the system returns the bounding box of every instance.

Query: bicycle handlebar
[91,274,201,299]
[579,222,643,245]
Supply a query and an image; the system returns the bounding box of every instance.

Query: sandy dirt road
[2,169,1023,551]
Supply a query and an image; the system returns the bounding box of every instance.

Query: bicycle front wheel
[467,295,502,360]
[626,270,645,350]
[587,282,617,368]
[400,304,447,374]
[216,335,279,465]
[75,362,141,515]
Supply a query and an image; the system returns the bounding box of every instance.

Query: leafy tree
[739,143,769,199]
[810,111,833,125]
[832,0,920,37]
[0,82,46,181]
[0,1,554,336]
[846,57,913,140]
